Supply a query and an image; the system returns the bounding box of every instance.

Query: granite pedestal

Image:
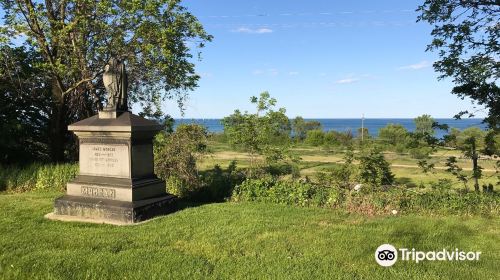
[47,112,176,225]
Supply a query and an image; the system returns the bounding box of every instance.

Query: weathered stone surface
[80,143,130,177]
[66,176,166,201]
[68,111,162,132]
[53,194,176,224]
[48,110,176,224]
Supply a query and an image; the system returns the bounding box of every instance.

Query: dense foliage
[0,0,212,161]
[0,163,78,192]
[154,124,208,197]
[357,148,395,188]
[232,177,499,215]
[0,46,53,163]
[417,0,499,128]
[222,92,294,175]
[291,117,322,141]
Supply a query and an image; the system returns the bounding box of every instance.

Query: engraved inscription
[81,186,116,198]
[90,146,119,168]
[80,144,129,177]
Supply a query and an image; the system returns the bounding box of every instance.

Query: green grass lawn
[1,192,499,279]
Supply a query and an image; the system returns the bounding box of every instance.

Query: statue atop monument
[103,57,128,111]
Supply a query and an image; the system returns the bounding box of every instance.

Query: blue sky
[163,0,485,119]
[1,1,485,119]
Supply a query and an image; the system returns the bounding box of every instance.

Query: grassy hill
[0,192,498,279]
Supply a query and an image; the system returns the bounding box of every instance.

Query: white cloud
[398,60,431,70]
[234,27,273,34]
[252,69,264,75]
[253,68,279,76]
[335,78,359,84]
[288,71,299,76]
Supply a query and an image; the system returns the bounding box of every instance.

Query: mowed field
[201,141,499,187]
[0,192,499,279]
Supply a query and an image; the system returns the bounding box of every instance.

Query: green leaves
[0,0,212,116]
[417,0,499,128]
[358,148,394,188]
[153,124,208,197]
[222,92,293,174]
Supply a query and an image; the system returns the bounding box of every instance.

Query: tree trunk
[471,139,480,192]
[49,80,67,162]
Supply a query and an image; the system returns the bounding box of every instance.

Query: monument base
[48,194,177,225]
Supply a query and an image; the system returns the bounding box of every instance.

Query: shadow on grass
[395,177,418,188]
[169,162,246,213]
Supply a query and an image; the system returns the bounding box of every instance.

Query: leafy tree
[0,0,212,161]
[222,92,293,176]
[292,117,322,141]
[417,1,499,128]
[319,130,354,147]
[305,129,325,146]
[378,124,409,146]
[154,124,208,197]
[456,127,486,191]
[0,45,52,163]
[483,130,500,157]
[445,156,468,190]
[443,127,461,148]
[414,114,435,135]
[322,131,343,148]
[357,148,394,188]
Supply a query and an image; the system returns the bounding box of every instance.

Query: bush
[323,131,340,146]
[409,146,434,159]
[232,177,344,207]
[358,149,394,188]
[35,164,79,191]
[154,124,208,197]
[378,124,409,146]
[305,129,325,146]
[195,161,246,202]
[231,176,499,215]
[264,162,300,178]
[316,163,357,189]
[0,163,78,192]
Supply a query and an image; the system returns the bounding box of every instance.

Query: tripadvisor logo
[375,244,481,267]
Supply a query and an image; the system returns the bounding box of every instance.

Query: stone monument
[46,57,176,225]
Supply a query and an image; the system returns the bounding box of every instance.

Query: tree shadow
[395,177,418,188]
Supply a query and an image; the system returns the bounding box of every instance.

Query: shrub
[0,163,77,192]
[231,177,275,202]
[409,146,434,159]
[378,124,409,146]
[232,177,345,207]
[344,186,499,215]
[357,149,394,188]
[305,129,325,146]
[154,124,208,197]
[230,176,499,215]
[195,161,246,202]
[222,92,292,173]
[316,163,357,189]
[323,131,340,146]
[35,164,79,191]
[265,162,300,178]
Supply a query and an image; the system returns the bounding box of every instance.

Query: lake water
[174,118,487,139]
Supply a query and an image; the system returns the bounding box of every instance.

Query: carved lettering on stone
[81,186,116,199]
[80,144,129,177]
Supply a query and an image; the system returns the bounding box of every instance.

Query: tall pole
[361,113,365,142]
